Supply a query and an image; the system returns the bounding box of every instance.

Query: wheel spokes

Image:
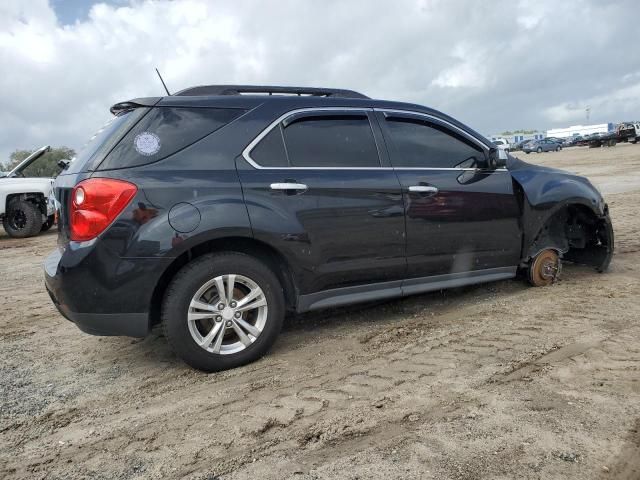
[236,288,262,312]
[213,277,226,303]
[200,322,223,349]
[231,321,252,346]
[234,317,260,338]
[211,323,225,353]
[190,300,218,313]
[188,311,216,322]
[225,274,236,303]
[237,297,266,313]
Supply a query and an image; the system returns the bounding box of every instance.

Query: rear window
[64,108,149,174]
[97,107,245,170]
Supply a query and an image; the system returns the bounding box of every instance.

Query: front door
[375,110,522,279]
[237,109,406,295]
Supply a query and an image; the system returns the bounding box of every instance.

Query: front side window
[384,117,485,168]
[250,113,380,168]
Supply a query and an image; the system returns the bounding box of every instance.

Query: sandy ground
[1,144,639,480]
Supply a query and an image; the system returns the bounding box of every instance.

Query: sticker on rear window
[134,132,161,156]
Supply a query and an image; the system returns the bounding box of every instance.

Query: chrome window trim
[242,106,506,172]
[242,107,379,170]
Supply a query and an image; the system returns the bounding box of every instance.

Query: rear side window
[65,108,149,174]
[97,107,245,170]
[282,115,380,168]
[384,117,484,168]
[250,126,288,167]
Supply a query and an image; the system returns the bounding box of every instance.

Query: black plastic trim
[47,286,149,337]
[296,267,517,313]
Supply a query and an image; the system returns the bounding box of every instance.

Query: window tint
[98,107,245,170]
[282,115,380,168]
[66,108,149,174]
[384,117,484,168]
[251,125,288,167]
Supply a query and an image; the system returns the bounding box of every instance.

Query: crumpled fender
[508,156,614,272]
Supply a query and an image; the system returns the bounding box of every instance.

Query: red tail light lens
[70,178,137,241]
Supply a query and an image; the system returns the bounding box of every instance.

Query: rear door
[237,108,406,295]
[375,109,521,279]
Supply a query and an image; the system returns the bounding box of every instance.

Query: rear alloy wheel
[528,249,561,287]
[162,253,284,372]
[537,147,543,153]
[2,200,41,238]
[556,146,561,152]
[187,274,268,355]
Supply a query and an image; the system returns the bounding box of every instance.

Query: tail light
[70,178,137,241]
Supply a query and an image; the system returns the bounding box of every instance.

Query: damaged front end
[509,155,615,275]
[524,204,614,274]
[563,207,614,273]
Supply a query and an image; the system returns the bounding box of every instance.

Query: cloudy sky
[1,0,639,162]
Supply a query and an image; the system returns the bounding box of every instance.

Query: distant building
[489,132,544,144]
[546,123,614,139]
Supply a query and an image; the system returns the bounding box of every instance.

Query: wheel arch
[5,192,47,215]
[523,201,613,272]
[149,236,298,327]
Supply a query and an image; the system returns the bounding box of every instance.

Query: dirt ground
[1,144,639,480]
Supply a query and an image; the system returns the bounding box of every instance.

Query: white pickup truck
[492,138,511,153]
[1,146,56,238]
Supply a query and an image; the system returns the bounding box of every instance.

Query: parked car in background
[566,135,584,147]
[1,146,56,238]
[44,84,613,372]
[522,138,563,154]
[512,139,533,151]
[492,138,510,152]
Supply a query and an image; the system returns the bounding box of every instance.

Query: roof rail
[173,85,369,99]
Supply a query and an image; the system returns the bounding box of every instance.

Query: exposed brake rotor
[528,249,561,287]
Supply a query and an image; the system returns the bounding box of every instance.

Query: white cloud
[545,82,640,124]
[0,0,638,162]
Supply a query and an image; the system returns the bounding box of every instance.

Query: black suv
[44,85,614,372]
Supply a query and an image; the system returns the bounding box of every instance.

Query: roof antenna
[155,68,171,96]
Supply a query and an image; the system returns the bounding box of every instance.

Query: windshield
[64,108,149,175]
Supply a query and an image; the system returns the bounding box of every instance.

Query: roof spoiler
[109,97,161,115]
[173,85,369,99]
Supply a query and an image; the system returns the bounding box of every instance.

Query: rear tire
[162,252,285,372]
[2,200,41,238]
[537,147,542,153]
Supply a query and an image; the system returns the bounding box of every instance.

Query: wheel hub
[529,249,561,287]
[221,307,235,321]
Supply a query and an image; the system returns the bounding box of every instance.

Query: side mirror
[488,148,508,169]
[57,159,71,171]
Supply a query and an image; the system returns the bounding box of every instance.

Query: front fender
[509,162,613,271]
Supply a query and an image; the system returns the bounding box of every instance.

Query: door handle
[408,185,438,194]
[270,182,308,192]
